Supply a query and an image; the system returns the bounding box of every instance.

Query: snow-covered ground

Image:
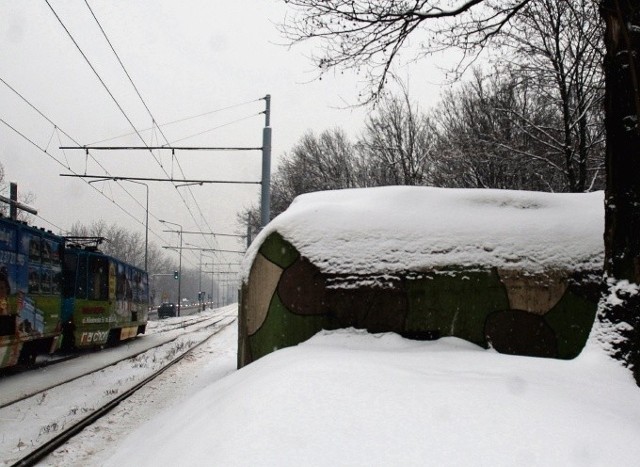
[4,187,637,466]
[0,306,237,466]
[42,306,240,466]
[0,303,637,466]
[36,304,639,467]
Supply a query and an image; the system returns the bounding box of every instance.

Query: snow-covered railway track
[0,315,215,382]
[1,315,236,467]
[0,314,227,409]
[151,314,214,333]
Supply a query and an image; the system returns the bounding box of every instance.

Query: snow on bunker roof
[242,186,604,279]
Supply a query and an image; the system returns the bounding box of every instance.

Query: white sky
[0,1,447,271]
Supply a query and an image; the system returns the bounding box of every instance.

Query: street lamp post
[160,219,183,316]
[128,180,149,273]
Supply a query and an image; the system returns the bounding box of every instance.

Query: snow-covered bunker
[238,187,604,368]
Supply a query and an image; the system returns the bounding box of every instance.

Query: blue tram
[0,216,148,368]
[0,217,63,366]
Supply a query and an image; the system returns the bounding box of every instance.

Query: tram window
[63,253,77,298]
[142,273,149,303]
[76,256,87,299]
[88,256,108,301]
[41,269,52,294]
[126,266,133,300]
[116,263,126,300]
[29,236,41,261]
[51,269,62,295]
[132,271,141,303]
[42,241,51,264]
[50,241,61,265]
[28,267,40,294]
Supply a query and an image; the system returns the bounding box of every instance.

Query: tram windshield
[88,255,109,301]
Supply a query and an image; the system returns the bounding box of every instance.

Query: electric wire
[47,1,221,264]
[0,117,151,238]
[0,77,160,238]
[84,0,216,255]
[0,80,208,269]
[82,0,235,262]
[44,0,164,171]
[84,1,253,265]
[86,98,261,146]
[0,120,205,273]
[165,112,263,145]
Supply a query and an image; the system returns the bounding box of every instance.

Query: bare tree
[434,67,590,191]
[274,127,360,207]
[493,0,605,192]
[281,0,640,383]
[281,0,531,102]
[358,86,437,186]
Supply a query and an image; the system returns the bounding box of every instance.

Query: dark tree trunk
[600,0,640,385]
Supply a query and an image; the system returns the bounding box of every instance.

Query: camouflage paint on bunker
[238,232,600,368]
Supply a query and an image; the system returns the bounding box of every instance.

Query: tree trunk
[599,0,640,385]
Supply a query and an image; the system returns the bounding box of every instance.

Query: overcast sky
[0,0,446,270]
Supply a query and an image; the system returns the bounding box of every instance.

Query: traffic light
[173,270,179,280]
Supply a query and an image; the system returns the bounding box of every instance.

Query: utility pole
[261,94,271,228]
[0,182,37,219]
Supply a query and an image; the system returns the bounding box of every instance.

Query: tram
[0,216,148,368]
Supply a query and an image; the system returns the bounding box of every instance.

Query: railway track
[0,313,229,409]
[1,311,236,466]
[0,314,216,380]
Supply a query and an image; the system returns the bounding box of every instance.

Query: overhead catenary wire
[0,77,162,238]
[0,117,153,239]
[44,0,163,170]
[164,112,263,146]
[45,2,200,245]
[0,121,205,273]
[83,0,221,258]
[45,1,223,264]
[85,98,261,147]
[0,85,210,271]
[82,0,242,261]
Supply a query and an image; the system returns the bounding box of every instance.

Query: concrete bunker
[238,187,603,367]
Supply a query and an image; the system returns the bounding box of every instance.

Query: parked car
[158,302,177,319]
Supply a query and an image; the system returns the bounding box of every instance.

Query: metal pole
[143,184,148,273]
[198,251,203,311]
[261,94,271,228]
[201,259,215,310]
[128,180,149,273]
[178,228,182,316]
